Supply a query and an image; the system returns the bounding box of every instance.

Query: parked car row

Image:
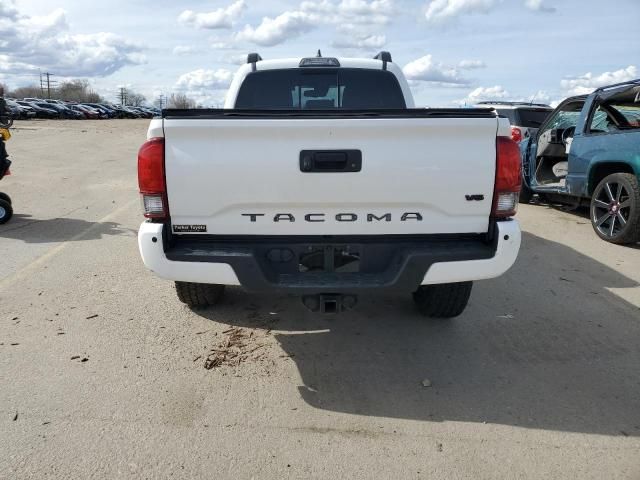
[6,98,160,120]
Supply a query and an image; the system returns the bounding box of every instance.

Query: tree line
[1,79,148,106]
[1,79,199,109]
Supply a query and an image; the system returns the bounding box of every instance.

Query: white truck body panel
[163,116,499,236]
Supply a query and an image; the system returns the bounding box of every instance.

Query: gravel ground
[1,119,639,479]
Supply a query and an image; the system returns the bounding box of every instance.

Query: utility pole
[119,87,128,106]
[40,72,55,99]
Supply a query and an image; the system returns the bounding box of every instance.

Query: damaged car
[519,79,640,244]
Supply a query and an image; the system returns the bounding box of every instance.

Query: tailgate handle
[300,150,362,173]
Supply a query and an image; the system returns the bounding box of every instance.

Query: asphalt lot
[1,119,639,479]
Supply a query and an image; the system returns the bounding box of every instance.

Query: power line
[156,93,166,109]
[39,72,56,99]
[118,87,128,106]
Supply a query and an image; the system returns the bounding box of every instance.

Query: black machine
[0,120,13,224]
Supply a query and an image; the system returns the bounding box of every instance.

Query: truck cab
[520,80,640,244]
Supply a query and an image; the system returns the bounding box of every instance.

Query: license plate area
[298,245,361,273]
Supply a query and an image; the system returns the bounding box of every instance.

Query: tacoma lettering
[241,213,265,222]
[401,212,423,221]
[242,212,423,222]
[335,213,357,222]
[274,213,295,222]
[304,213,325,222]
[367,213,391,222]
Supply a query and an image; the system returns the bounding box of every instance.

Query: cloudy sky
[1,0,638,107]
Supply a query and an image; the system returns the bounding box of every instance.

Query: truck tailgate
[163,116,498,235]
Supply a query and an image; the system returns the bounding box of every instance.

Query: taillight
[492,136,521,218]
[137,137,167,219]
[511,126,522,143]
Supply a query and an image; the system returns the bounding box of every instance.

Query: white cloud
[329,0,394,26]
[222,53,249,65]
[524,0,556,13]
[211,40,237,50]
[172,45,197,56]
[0,0,19,20]
[174,69,234,107]
[560,66,638,96]
[175,68,233,91]
[526,90,552,105]
[403,55,469,85]
[424,0,496,23]
[458,59,486,69]
[178,0,246,29]
[332,34,386,49]
[454,86,556,106]
[424,0,556,23]
[0,2,144,77]
[456,85,510,105]
[235,11,315,46]
[235,0,394,47]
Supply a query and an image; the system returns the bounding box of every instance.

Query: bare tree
[168,93,196,109]
[54,79,103,103]
[9,79,103,102]
[9,85,42,99]
[127,92,147,106]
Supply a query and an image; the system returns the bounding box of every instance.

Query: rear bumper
[138,220,521,292]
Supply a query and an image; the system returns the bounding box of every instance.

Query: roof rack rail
[477,101,551,108]
[247,53,262,64]
[247,53,262,71]
[373,51,392,70]
[594,78,640,93]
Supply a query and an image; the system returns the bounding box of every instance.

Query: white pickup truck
[137,52,522,317]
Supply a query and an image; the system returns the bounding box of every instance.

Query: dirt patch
[203,327,271,370]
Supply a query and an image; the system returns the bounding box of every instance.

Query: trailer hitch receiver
[302,294,358,314]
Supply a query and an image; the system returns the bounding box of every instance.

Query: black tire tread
[591,173,640,245]
[413,282,473,318]
[175,282,225,307]
[0,198,13,224]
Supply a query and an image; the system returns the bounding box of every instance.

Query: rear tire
[413,282,472,318]
[590,173,640,244]
[0,199,13,224]
[175,282,225,308]
[0,192,11,204]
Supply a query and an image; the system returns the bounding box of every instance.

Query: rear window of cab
[235,68,406,110]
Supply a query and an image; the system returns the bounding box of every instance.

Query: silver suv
[477,102,553,143]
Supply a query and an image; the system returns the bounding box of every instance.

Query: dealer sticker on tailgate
[173,224,207,233]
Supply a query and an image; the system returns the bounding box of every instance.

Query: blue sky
[1,0,638,107]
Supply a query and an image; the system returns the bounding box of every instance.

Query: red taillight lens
[492,137,522,218]
[511,126,522,143]
[137,137,167,219]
